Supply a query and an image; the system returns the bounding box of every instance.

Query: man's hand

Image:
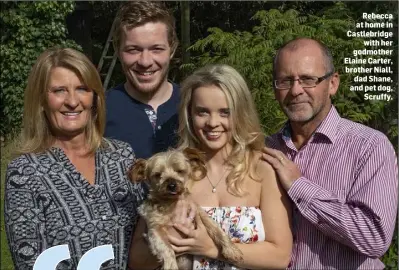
[261,147,301,191]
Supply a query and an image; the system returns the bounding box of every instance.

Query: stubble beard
[126,66,170,99]
[283,104,315,123]
[283,98,330,125]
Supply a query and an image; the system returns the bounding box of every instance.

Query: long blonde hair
[17,47,106,154]
[178,64,265,196]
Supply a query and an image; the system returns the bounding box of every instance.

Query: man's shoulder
[106,83,125,92]
[105,83,140,117]
[171,82,180,90]
[339,118,389,145]
[170,81,181,101]
[105,83,127,100]
[265,132,282,149]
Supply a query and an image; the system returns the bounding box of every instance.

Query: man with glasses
[262,38,397,269]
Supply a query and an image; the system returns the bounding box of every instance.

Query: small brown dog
[129,148,243,270]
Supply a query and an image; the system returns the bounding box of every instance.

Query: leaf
[1,1,80,137]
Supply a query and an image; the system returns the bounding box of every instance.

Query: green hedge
[0,1,80,138]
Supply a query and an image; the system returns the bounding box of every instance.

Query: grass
[0,140,397,269]
[1,142,14,270]
[383,227,398,270]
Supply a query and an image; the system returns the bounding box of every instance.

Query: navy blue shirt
[105,83,180,159]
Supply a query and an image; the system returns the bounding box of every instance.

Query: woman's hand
[167,212,219,259]
[163,198,197,242]
[170,198,197,228]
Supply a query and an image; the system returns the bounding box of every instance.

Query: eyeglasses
[274,71,334,90]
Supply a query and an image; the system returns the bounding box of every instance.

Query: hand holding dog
[164,199,197,241]
[168,213,219,259]
[261,147,301,191]
[170,199,197,228]
[129,149,242,269]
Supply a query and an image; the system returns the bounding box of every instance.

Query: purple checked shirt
[266,106,398,269]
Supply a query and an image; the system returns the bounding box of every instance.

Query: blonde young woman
[170,64,292,269]
[4,48,145,269]
[129,64,292,270]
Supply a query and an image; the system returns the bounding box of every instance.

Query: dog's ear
[183,147,207,180]
[129,159,147,182]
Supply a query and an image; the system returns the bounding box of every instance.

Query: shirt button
[296,198,302,204]
[157,125,162,130]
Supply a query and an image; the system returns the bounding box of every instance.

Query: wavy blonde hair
[16,47,106,155]
[178,64,265,196]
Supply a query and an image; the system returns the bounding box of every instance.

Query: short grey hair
[272,37,335,78]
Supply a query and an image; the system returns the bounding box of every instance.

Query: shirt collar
[278,105,341,144]
[121,81,179,107]
[314,105,341,143]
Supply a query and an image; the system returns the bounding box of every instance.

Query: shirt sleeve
[4,161,46,269]
[288,136,398,258]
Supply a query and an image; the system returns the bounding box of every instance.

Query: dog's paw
[163,259,179,270]
[177,255,193,270]
[221,244,244,264]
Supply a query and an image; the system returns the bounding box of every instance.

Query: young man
[105,4,198,268]
[263,38,398,269]
[105,1,179,159]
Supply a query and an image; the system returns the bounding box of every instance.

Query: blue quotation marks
[33,245,114,270]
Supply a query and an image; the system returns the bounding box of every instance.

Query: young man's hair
[178,64,265,196]
[113,1,178,55]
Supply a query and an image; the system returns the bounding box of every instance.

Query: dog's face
[130,148,206,200]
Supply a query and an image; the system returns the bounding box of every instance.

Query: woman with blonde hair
[170,64,292,269]
[129,64,292,270]
[4,47,145,269]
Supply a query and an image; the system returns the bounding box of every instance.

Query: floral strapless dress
[193,206,265,270]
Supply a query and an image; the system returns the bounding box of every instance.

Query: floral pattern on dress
[193,206,265,270]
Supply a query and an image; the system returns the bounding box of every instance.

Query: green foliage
[183,2,395,137]
[1,142,14,269]
[0,1,80,138]
[382,226,398,270]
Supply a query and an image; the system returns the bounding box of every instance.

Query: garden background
[1,1,397,269]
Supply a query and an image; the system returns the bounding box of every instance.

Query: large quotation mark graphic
[33,245,114,270]
[33,245,70,270]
